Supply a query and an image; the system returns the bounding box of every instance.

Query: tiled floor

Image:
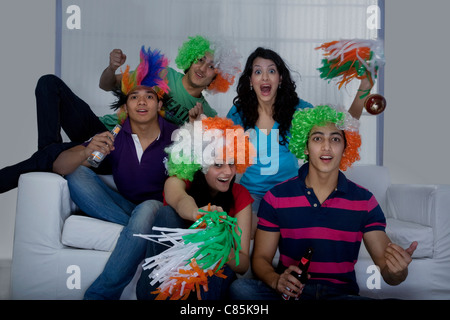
[0,260,11,300]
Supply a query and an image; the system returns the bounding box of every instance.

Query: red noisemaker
[364,93,386,115]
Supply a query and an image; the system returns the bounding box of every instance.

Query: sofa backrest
[344,165,391,213]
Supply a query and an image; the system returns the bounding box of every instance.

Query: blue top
[258,163,387,294]
[108,116,178,204]
[226,99,313,196]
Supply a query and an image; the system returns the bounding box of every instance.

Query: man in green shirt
[99,35,241,126]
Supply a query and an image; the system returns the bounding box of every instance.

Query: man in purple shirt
[53,47,177,299]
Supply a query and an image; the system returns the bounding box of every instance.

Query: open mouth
[260,84,272,95]
[137,109,148,114]
[217,177,229,182]
[320,155,333,162]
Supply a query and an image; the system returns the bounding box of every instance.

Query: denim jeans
[67,166,138,225]
[136,205,237,300]
[229,278,373,300]
[0,74,107,193]
[67,166,163,299]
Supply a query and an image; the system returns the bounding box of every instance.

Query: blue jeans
[67,166,138,225]
[229,278,373,300]
[136,205,237,300]
[66,166,163,299]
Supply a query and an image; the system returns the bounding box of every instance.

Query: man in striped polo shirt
[229,105,417,300]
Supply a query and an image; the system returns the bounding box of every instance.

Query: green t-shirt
[98,113,120,131]
[99,67,217,130]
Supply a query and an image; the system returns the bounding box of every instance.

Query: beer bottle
[282,247,314,300]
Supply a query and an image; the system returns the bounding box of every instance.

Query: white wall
[60,0,381,165]
[0,0,449,260]
[384,0,450,184]
[0,0,55,260]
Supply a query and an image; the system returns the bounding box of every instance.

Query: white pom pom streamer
[134,210,241,300]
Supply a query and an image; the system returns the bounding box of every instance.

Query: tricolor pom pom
[316,39,384,90]
[135,210,241,300]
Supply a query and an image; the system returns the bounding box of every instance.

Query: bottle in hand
[87,124,121,168]
[282,247,314,300]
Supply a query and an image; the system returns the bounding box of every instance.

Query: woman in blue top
[227,47,371,236]
[227,48,312,234]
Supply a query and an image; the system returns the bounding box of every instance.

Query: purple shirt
[107,116,177,204]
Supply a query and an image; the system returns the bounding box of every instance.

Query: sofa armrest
[387,184,450,259]
[13,172,75,250]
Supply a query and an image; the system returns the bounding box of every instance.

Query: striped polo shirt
[257,163,386,295]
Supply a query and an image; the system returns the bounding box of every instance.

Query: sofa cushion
[358,218,433,259]
[61,215,123,252]
[385,218,433,259]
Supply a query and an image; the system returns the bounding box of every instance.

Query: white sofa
[10,165,450,300]
[11,172,140,300]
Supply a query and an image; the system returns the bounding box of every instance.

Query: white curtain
[60,0,381,164]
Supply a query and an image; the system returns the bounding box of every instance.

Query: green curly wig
[164,153,202,182]
[175,35,213,71]
[289,105,361,171]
